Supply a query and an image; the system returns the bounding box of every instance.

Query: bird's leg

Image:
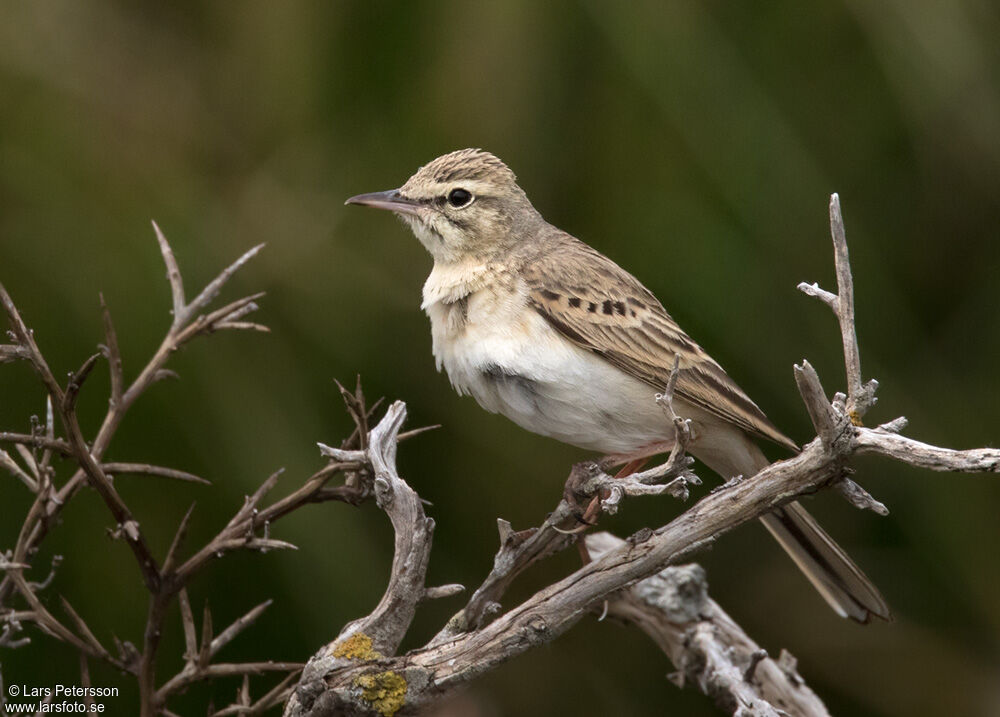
[568,457,647,527]
[579,494,604,526]
[577,455,651,526]
[614,457,649,478]
[598,439,675,472]
[576,441,675,527]
[561,462,602,531]
[561,439,678,533]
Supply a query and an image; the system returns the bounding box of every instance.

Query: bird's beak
[344,189,423,217]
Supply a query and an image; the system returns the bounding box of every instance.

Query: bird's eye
[447,188,473,208]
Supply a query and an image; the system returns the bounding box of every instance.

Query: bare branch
[100,293,124,407]
[798,194,877,421]
[1,226,285,717]
[157,662,304,705]
[79,655,95,712]
[0,344,30,363]
[170,458,359,590]
[210,600,273,659]
[332,401,434,656]
[174,293,268,346]
[100,462,210,485]
[0,617,31,649]
[178,588,198,664]
[4,570,127,670]
[397,424,441,443]
[827,195,866,413]
[27,555,62,592]
[422,584,465,601]
[242,670,301,715]
[162,504,196,577]
[152,368,179,383]
[199,602,214,668]
[59,596,109,658]
[152,220,187,330]
[62,352,102,412]
[183,244,265,327]
[0,280,66,405]
[37,395,57,489]
[432,491,577,642]
[1,448,38,491]
[230,469,286,529]
[856,429,1000,473]
[316,444,366,463]
[587,532,830,716]
[835,477,889,515]
[239,674,252,709]
[0,280,162,594]
[793,360,840,445]
[796,282,837,308]
[213,320,270,333]
[14,443,38,479]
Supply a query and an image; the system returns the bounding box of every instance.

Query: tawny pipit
[347,148,889,622]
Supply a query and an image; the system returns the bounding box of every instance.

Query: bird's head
[346,149,541,263]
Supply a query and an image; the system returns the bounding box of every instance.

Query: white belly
[424,287,673,454]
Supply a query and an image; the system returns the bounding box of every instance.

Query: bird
[346,148,890,623]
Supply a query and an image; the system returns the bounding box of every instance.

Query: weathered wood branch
[284,396,997,715]
[328,401,436,656]
[282,414,854,715]
[585,532,829,717]
[797,193,878,422]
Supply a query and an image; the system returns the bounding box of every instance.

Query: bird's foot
[558,462,608,533]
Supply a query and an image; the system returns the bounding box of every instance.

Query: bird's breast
[422,284,672,453]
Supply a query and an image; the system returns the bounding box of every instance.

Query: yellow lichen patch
[331,632,383,661]
[355,670,407,716]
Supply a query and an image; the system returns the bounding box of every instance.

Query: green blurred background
[2,1,999,715]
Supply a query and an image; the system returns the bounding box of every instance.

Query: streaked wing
[522,232,797,452]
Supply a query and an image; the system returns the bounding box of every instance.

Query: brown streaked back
[521,230,798,452]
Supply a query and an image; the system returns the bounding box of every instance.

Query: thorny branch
[0,226,367,716]
[585,532,830,717]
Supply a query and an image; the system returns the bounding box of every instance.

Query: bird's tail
[691,432,890,623]
[759,502,890,623]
